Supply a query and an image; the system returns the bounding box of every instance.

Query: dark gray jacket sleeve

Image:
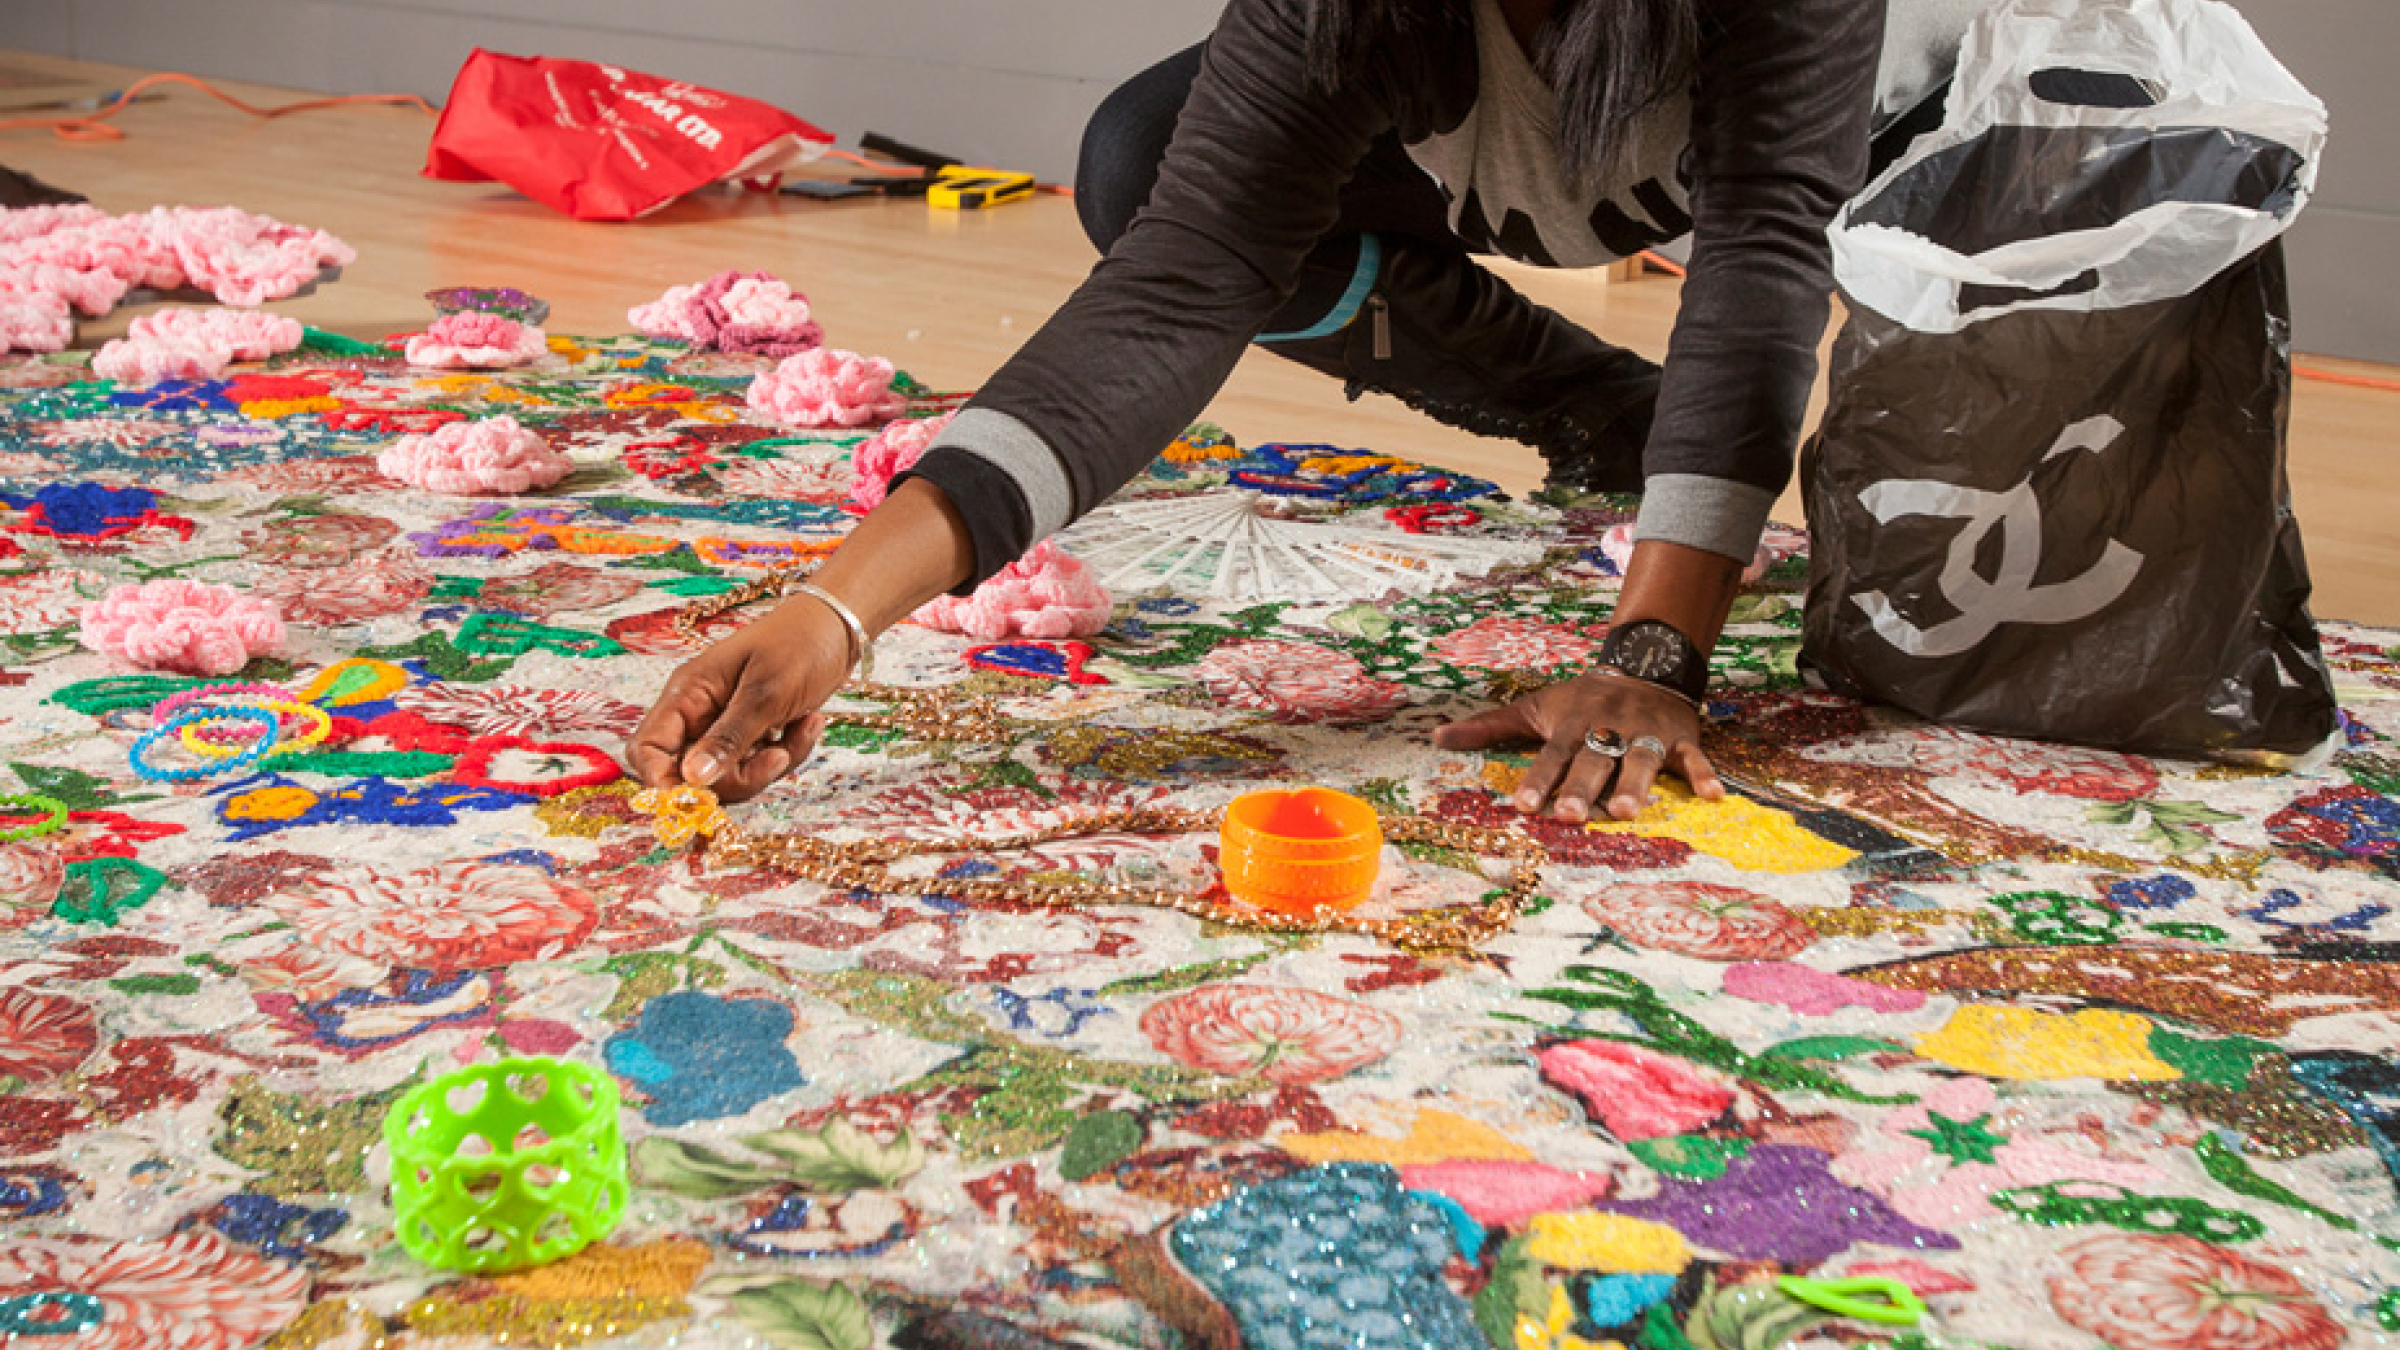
[1632,0,1884,561]
[898,0,1389,590]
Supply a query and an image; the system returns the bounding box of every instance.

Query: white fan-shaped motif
[1061,489,1542,603]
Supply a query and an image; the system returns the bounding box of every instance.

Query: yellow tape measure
[929,165,1037,211]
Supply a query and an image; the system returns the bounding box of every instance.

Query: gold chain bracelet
[631,784,1548,952]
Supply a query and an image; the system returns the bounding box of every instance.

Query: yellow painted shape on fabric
[1516,1283,1627,1350]
[1297,453,1400,476]
[238,397,341,419]
[1164,435,1242,463]
[1917,1005,2180,1081]
[1278,1107,1532,1165]
[223,783,319,823]
[491,1236,711,1301]
[1582,782,1857,874]
[295,657,410,707]
[1523,1212,1692,1275]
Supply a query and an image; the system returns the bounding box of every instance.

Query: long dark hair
[1306,0,1699,183]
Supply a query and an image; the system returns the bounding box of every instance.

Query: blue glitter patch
[1170,1163,1486,1350]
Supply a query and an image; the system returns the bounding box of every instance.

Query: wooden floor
[7,52,2397,624]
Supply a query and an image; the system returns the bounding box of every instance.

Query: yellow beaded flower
[630,784,729,849]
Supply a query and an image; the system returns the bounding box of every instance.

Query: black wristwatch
[1595,619,1709,706]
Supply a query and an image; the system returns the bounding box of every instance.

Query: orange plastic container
[1219,788,1383,915]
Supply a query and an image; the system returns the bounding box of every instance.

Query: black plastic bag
[1800,0,2338,759]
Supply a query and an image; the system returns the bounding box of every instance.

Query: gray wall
[5,0,2393,359]
[2241,2,2400,363]
[0,0,1223,185]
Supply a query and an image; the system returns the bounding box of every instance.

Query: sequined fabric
[0,333,2394,1349]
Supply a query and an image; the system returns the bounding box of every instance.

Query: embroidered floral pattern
[255,860,599,972]
[2047,1233,2346,1350]
[1141,984,1402,1085]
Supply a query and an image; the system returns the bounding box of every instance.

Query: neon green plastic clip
[1773,1275,1926,1326]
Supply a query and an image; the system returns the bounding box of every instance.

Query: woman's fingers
[1674,741,1726,802]
[626,660,731,788]
[1604,735,1671,821]
[683,656,797,788]
[1551,734,1622,823]
[1432,701,1535,752]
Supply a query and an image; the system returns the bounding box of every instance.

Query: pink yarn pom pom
[747,347,905,429]
[911,540,1113,641]
[630,270,822,357]
[0,293,71,355]
[846,411,954,513]
[1599,521,1776,585]
[80,579,284,676]
[377,415,575,495]
[403,311,550,369]
[92,307,305,385]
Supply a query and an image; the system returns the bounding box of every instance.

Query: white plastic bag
[1832,0,2326,333]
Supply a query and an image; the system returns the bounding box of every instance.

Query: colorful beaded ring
[131,705,283,782]
[179,698,332,760]
[0,793,69,844]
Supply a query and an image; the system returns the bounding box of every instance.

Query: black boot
[1257,233,1657,494]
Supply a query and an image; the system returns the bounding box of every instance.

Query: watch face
[1617,625,1687,680]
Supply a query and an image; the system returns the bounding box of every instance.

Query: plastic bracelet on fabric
[178,699,332,760]
[0,794,69,844]
[789,580,874,685]
[1774,1276,1925,1327]
[150,680,299,724]
[130,705,283,783]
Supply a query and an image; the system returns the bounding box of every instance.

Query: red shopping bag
[424,50,833,221]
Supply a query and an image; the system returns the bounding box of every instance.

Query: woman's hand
[1432,670,1722,822]
[625,596,847,802]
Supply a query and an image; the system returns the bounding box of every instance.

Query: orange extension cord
[0,72,437,141]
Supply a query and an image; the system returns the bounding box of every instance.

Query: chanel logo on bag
[1851,415,2145,659]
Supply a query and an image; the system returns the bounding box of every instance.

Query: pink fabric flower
[0,260,128,318]
[0,1230,311,1350]
[91,308,304,385]
[78,579,285,676]
[1722,961,1928,1015]
[376,414,574,494]
[1191,638,1409,725]
[747,346,905,428]
[1599,521,1779,584]
[0,293,72,354]
[631,269,823,356]
[1141,983,1402,1085]
[1537,1040,1734,1140]
[846,411,954,512]
[1584,881,1818,963]
[911,540,1112,641]
[1397,1159,1615,1226]
[402,310,550,369]
[2047,1233,2345,1350]
[139,205,356,306]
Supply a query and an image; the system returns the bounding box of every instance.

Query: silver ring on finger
[1626,735,1668,759]
[1582,729,1626,759]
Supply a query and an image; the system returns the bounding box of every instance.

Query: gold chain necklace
[632,784,1548,952]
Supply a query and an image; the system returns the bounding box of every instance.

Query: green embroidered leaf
[744,1119,926,1191]
[11,762,128,810]
[726,1279,873,1350]
[1761,1036,1905,1062]
[652,575,744,596]
[46,675,202,718]
[1100,950,1280,997]
[633,1138,791,1199]
[278,750,457,779]
[109,973,201,996]
[1058,1110,1144,1183]
[217,1078,408,1196]
[1684,1276,1830,1350]
[1327,604,1395,642]
[2149,1030,2274,1088]
[2194,1133,2366,1237]
[1472,1235,1546,1350]
[2086,800,2139,827]
[1627,1134,1750,1181]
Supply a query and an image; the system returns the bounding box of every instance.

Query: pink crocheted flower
[92,308,306,385]
[402,310,550,369]
[142,205,356,307]
[376,415,574,495]
[630,270,822,357]
[847,411,954,513]
[0,293,71,354]
[911,540,1113,641]
[79,579,285,676]
[747,347,905,428]
[0,260,129,318]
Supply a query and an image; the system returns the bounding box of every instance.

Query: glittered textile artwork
[0,331,2396,1350]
